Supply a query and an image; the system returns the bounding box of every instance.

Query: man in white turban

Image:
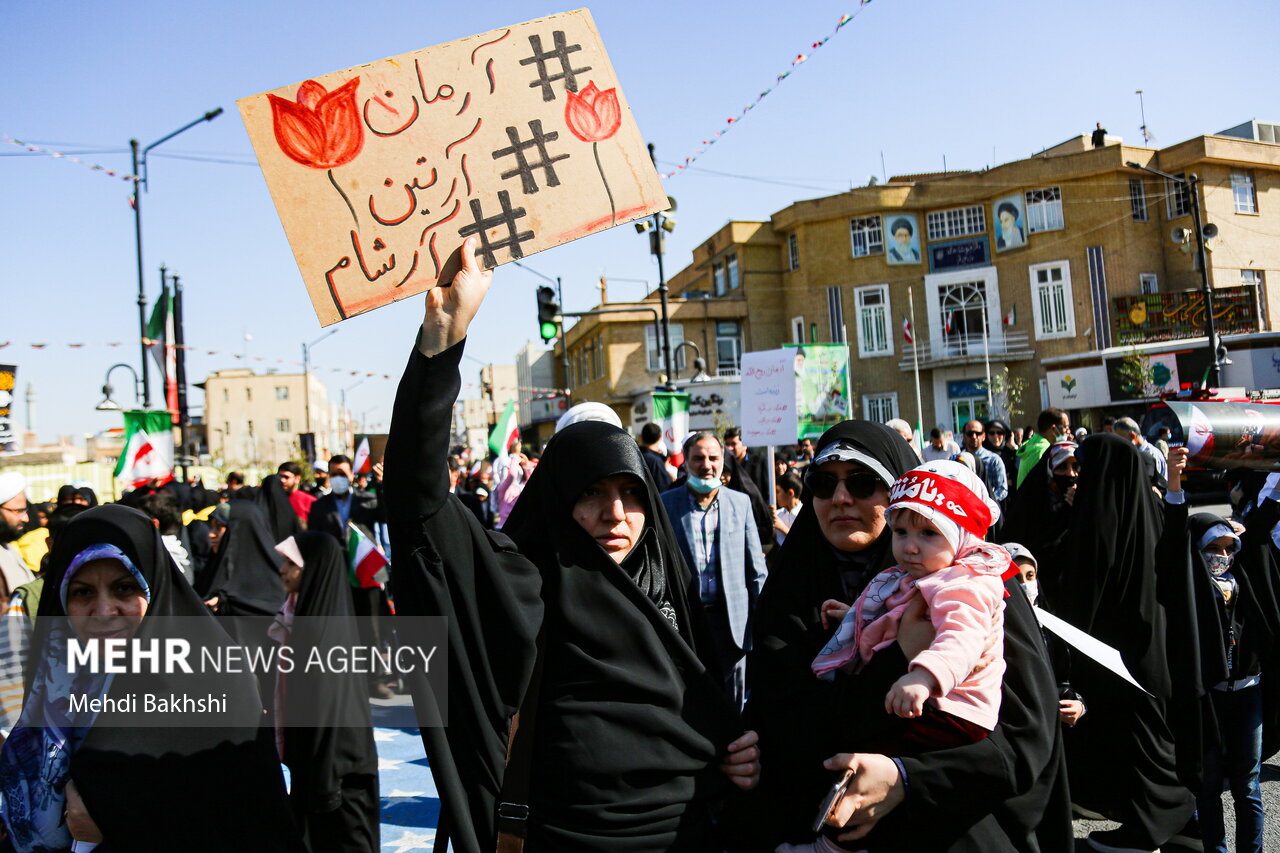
[0,474,35,599]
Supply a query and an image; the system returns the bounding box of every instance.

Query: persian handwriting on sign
[239,10,668,326]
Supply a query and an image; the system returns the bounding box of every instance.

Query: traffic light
[536,286,559,342]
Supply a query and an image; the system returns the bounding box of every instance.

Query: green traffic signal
[540,321,558,342]
[536,285,560,343]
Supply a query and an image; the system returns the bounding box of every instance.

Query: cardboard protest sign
[239,9,667,325]
[739,349,798,446]
[1158,400,1280,470]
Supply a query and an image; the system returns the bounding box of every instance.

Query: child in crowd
[782,461,1010,852]
[1005,542,1085,728]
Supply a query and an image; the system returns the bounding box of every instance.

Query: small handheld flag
[347,523,389,589]
[902,317,913,344]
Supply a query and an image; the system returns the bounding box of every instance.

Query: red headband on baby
[887,469,992,539]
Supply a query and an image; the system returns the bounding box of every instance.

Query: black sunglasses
[806,470,883,500]
[964,430,984,437]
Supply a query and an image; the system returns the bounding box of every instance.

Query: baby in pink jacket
[813,459,1010,744]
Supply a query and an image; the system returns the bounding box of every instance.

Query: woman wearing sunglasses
[746,421,1071,853]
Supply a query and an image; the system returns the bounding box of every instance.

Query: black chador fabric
[745,420,1071,853]
[384,338,739,853]
[4,505,299,852]
[998,447,1071,569]
[195,500,288,618]
[1050,433,1193,846]
[258,474,303,543]
[280,531,379,852]
[723,452,773,548]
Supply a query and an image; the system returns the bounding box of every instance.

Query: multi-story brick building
[554,122,1280,436]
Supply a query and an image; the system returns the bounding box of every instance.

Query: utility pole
[173,272,190,480]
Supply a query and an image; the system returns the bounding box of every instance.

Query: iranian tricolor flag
[651,392,690,468]
[114,410,174,488]
[902,317,914,344]
[145,286,179,424]
[487,399,520,456]
[348,523,389,589]
[352,436,372,475]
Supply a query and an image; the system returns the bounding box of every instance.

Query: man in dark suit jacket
[308,453,394,697]
[660,432,767,710]
[638,422,673,490]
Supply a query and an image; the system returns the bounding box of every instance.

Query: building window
[645,323,685,372]
[713,261,726,296]
[827,286,846,343]
[1242,269,1265,288]
[790,315,805,344]
[1029,261,1074,339]
[274,386,289,400]
[926,205,985,241]
[715,321,742,374]
[863,392,899,423]
[727,254,740,290]
[1024,187,1064,233]
[854,284,891,356]
[787,233,799,271]
[1129,178,1149,221]
[1232,171,1258,214]
[1166,174,1191,218]
[594,337,605,381]
[276,419,291,433]
[222,388,229,403]
[849,215,884,258]
[245,387,252,401]
[1139,273,1159,295]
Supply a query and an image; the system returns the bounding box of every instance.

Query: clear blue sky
[4,0,1276,444]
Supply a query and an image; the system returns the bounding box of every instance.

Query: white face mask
[1022,580,1039,605]
[687,475,720,495]
[330,475,351,496]
[1203,552,1233,577]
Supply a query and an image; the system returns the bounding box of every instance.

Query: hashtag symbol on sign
[492,120,570,195]
[456,190,535,268]
[518,31,591,102]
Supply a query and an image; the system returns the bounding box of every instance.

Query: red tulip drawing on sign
[268,77,364,224]
[565,82,622,225]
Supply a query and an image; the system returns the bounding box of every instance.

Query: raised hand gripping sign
[238,8,666,325]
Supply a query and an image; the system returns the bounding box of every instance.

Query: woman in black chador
[271,532,379,853]
[0,505,299,851]
[383,238,759,853]
[1045,433,1194,852]
[745,420,1071,852]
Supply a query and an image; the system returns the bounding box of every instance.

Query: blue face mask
[1203,552,1233,577]
[687,475,721,494]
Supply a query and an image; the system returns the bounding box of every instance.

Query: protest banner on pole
[1154,400,1280,470]
[739,349,797,447]
[238,9,667,325]
[783,343,850,439]
[0,365,17,455]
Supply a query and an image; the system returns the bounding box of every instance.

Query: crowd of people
[0,236,1273,853]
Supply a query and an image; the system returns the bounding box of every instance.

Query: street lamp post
[131,108,223,407]
[94,363,144,411]
[636,143,676,390]
[302,329,339,456]
[1125,162,1223,389]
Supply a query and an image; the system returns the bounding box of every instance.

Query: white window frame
[276,418,290,433]
[854,283,892,357]
[862,392,899,423]
[1241,269,1264,287]
[1029,260,1075,340]
[1139,273,1159,295]
[787,233,800,271]
[715,321,742,374]
[712,261,726,296]
[926,205,985,240]
[645,323,685,372]
[274,385,289,400]
[1232,171,1258,214]
[1129,178,1149,222]
[1024,187,1064,233]
[727,253,740,290]
[790,315,805,344]
[828,285,847,343]
[1166,174,1191,218]
[849,215,884,258]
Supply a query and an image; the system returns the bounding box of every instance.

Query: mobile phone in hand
[811,767,856,833]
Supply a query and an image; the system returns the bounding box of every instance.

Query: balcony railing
[896,330,1034,371]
